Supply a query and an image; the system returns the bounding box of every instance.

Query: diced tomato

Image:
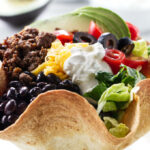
[141,62,150,78]
[88,21,103,39]
[123,56,148,70]
[126,22,139,41]
[103,49,126,74]
[54,30,73,45]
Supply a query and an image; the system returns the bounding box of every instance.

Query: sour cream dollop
[64,43,112,94]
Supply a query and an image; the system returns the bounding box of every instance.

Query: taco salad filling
[0,7,150,138]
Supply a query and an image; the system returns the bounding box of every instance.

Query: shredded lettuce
[104,117,129,138]
[84,65,145,102]
[132,39,148,58]
[103,102,117,112]
[96,65,145,87]
[97,83,130,114]
[83,65,145,138]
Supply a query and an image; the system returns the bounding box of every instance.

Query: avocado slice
[30,14,92,32]
[73,7,130,39]
[74,11,123,39]
[30,6,130,39]
[0,0,51,25]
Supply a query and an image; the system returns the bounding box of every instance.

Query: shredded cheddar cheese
[32,42,89,80]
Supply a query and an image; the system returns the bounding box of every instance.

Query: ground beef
[0,43,7,60]
[0,28,56,80]
[19,72,33,84]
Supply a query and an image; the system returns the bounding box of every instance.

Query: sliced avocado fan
[73,7,130,39]
[30,6,130,39]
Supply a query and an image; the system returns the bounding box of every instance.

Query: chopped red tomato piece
[141,62,150,78]
[54,30,73,45]
[88,21,103,39]
[103,49,125,74]
[123,56,148,70]
[126,22,139,41]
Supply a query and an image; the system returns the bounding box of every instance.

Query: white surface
[0,132,150,149]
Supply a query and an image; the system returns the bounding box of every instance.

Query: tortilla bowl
[0,70,150,150]
[0,8,150,150]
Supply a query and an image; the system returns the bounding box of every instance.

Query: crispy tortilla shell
[0,79,149,150]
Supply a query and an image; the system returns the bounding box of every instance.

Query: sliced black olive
[118,37,134,56]
[98,32,118,49]
[73,32,97,44]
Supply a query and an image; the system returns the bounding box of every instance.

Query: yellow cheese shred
[32,42,89,80]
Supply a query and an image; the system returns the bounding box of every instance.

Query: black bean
[58,80,81,94]
[19,86,29,97]
[46,73,61,84]
[28,81,37,88]
[29,87,42,97]
[7,87,18,99]
[1,115,8,124]
[7,114,18,124]
[36,72,46,82]
[42,84,56,92]
[30,97,36,103]
[16,101,27,115]
[71,84,81,94]
[0,97,3,102]
[37,82,47,88]
[9,81,22,88]
[59,80,73,89]
[2,93,7,100]
[4,99,17,115]
[0,100,7,112]
[16,93,22,101]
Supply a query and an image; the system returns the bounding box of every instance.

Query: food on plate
[0,6,150,150]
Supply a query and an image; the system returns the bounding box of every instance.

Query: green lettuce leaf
[132,39,148,59]
[125,65,146,85]
[84,66,145,103]
[104,117,129,138]
[96,65,145,87]
[97,83,130,114]
[103,102,117,112]
[84,83,107,101]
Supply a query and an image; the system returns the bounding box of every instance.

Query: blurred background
[0,0,150,149]
[0,0,150,42]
